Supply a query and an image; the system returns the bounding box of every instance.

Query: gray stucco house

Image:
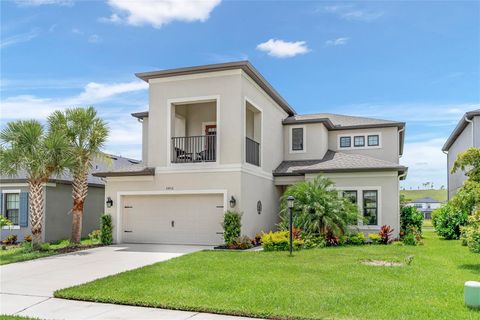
[405,197,443,220]
[93,61,407,246]
[442,109,480,199]
[0,154,139,243]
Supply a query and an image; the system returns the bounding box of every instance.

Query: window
[414,204,422,209]
[354,136,365,147]
[291,127,304,151]
[5,193,20,225]
[342,191,358,204]
[368,135,379,146]
[363,190,378,225]
[339,136,351,148]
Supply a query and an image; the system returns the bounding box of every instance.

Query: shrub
[24,235,32,242]
[100,214,113,245]
[279,176,360,238]
[303,235,326,249]
[88,229,101,242]
[254,233,263,246]
[368,233,381,244]
[222,211,241,245]
[400,206,423,236]
[402,226,423,246]
[347,232,366,245]
[228,235,253,250]
[378,225,394,244]
[2,234,17,245]
[460,210,480,253]
[0,216,12,228]
[261,231,304,251]
[432,204,468,239]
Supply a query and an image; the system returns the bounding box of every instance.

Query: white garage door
[121,194,224,245]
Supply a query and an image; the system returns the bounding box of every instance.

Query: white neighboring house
[442,109,480,199]
[94,61,407,245]
[405,197,443,220]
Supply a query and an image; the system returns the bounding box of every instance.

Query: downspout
[398,127,405,159]
[442,150,449,200]
[465,115,473,145]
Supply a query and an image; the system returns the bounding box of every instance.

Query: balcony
[172,135,216,163]
[246,137,260,166]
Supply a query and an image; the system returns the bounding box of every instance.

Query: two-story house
[405,197,443,219]
[442,109,480,199]
[94,61,407,245]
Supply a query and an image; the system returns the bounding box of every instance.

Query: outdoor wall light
[106,197,113,208]
[229,196,236,208]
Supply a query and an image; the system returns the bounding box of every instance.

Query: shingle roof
[283,113,405,129]
[92,164,154,177]
[442,109,480,151]
[409,197,442,203]
[0,154,141,186]
[273,150,407,176]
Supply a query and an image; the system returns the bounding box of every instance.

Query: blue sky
[1,0,479,189]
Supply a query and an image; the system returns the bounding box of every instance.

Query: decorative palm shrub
[222,211,241,245]
[432,204,469,240]
[279,176,359,238]
[100,214,113,245]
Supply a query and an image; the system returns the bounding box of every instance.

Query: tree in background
[0,120,71,245]
[49,107,109,243]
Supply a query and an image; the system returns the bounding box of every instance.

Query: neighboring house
[442,109,480,199]
[405,197,443,219]
[0,154,139,242]
[94,61,407,245]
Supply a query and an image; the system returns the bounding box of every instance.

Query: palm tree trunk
[71,170,89,243]
[28,180,44,245]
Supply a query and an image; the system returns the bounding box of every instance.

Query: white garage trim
[115,189,228,243]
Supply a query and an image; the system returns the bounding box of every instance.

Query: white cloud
[15,0,73,6]
[71,28,84,35]
[88,34,103,44]
[324,5,383,22]
[325,37,349,46]
[0,29,39,49]
[1,80,148,120]
[101,0,221,28]
[401,138,448,190]
[256,39,310,58]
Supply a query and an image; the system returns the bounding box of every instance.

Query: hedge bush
[400,206,423,236]
[432,204,468,240]
[100,214,113,245]
[261,231,304,251]
[460,210,480,253]
[222,211,241,245]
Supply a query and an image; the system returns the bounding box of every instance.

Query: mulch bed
[55,244,103,254]
[213,244,261,251]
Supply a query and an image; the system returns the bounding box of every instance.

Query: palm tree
[49,107,108,243]
[279,176,360,237]
[0,120,71,244]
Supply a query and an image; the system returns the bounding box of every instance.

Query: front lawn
[0,238,100,265]
[55,232,479,320]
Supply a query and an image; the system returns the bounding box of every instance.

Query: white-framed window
[367,134,379,146]
[338,132,382,150]
[354,136,365,147]
[363,190,378,226]
[289,125,306,153]
[339,187,381,227]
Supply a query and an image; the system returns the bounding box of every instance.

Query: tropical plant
[279,176,359,238]
[48,107,109,243]
[100,214,113,245]
[0,120,71,244]
[261,231,304,251]
[400,206,423,236]
[368,233,381,244]
[378,225,394,244]
[432,204,469,240]
[222,211,242,245]
[228,235,253,250]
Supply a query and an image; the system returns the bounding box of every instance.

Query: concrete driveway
[0,244,260,319]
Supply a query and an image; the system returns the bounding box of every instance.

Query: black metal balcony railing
[171,135,216,163]
[246,137,260,166]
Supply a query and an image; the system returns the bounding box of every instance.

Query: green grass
[401,189,447,202]
[423,219,433,228]
[55,232,479,320]
[0,238,100,265]
[0,316,39,320]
